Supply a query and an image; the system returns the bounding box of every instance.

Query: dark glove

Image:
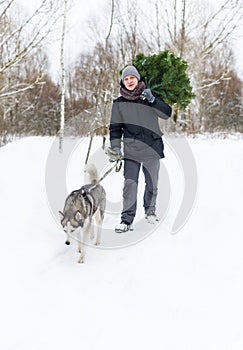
[143,88,155,103]
[105,147,123,162]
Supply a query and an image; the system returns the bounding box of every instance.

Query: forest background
[0,0,242,146]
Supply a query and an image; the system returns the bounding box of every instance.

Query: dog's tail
[84,163,99,184]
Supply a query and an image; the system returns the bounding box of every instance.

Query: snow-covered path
[0,136,242,350]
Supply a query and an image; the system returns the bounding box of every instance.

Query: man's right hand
[105,147,123,162]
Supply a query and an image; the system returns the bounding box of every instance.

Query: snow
[0,135,243,350]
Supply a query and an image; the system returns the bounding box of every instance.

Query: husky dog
[59,163,106,263]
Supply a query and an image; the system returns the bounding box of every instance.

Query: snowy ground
[0,135,243,350]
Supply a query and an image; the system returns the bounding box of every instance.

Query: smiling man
[109,65,172,233]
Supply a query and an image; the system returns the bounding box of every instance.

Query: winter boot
[145,211,159,224]
[115,222,134,233]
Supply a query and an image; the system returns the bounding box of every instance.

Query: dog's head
[59,210,85,232]
[59,188,88,232]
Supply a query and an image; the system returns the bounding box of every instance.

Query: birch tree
[59,0,68,153]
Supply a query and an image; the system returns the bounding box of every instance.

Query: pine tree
[132,51,195,110]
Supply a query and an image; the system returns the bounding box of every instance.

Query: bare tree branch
[105,0,115,48]
[0,78,45,98]
[0,0,64,74]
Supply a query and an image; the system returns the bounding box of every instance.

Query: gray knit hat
[121,65,140,82]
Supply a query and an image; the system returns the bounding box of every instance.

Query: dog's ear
[81,188,87,198]
[75,211,82,222]
[59,211,64,220]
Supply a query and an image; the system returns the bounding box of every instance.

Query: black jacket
[109,93,172,161]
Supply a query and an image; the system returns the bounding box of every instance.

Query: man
[109,65,172,233]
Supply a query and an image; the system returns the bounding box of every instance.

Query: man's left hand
[143,89,155,103]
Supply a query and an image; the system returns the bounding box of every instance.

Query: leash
[88,158,122,191]
[98,146,124,184]
[98,159,122,182]
[85,137,123,190]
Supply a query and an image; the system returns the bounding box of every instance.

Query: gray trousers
[121,158,160,224]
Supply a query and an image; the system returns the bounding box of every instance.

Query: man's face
[123,75,139,91]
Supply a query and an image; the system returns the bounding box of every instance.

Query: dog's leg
[77,227,84,264]
[77,227,82,253]
[79,218,94,262]
[95,197,105,246]
[96,226,102,246]
[93,210,103,246]
[90,218,95,240]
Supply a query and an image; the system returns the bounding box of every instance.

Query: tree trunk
[59,0,68,153]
